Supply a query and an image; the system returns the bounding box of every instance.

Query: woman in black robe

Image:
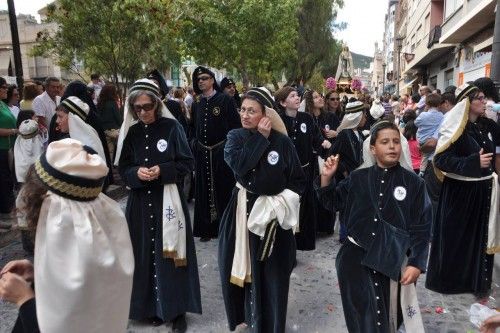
[304,89,340,234]
[219,87,305,332]
[317,121,431,332]
[117,79,201,331]
[275,87,330,250]
[426,84,499,296]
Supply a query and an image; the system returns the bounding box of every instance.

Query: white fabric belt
[230,182,300,287]
[444,172,499,254]
[162,184,187,266]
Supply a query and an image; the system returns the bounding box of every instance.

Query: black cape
[426,121,498,294]
[219,128,305,332]
[190,91,241,238]
[316,164,431,332]
[119,117,202,321]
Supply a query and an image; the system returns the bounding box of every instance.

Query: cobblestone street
[0,195,496,332]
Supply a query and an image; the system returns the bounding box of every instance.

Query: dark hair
[474,77,499,102]
[303,89,323,116]
[441,92,456,106]
[16,110,35,128]
[369,121,400,145]
[90,73,100,80]
[274,86,296,113]
[0,77,6,87]
[4,84,17,104]
[403,120,417,140]
[22,83,39,101]
[425,93,442,108]
[96,83,118,111]
[411,93,420,103]
[324,90,343,117]
[240,94,265,114]
[402,110,417,124]
[444,85,457,94]
[391,95,399,102]
[19,165,48,239]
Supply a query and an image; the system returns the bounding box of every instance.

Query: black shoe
[172,314,187,333]
[141,317,164,327]
[200,237,211,242]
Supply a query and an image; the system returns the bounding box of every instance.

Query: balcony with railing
[428,25,441,48]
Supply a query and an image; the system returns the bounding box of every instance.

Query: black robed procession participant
[329,100,367,242]
[275,86,331,251]
[426,83,500,296]
[219,87,305,333]
[116,79,201,331]
[221,77,242,108]
[190,66,241,240]
[317,121,431,332]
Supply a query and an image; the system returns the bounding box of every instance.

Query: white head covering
[359,121,413,171]
[114,78,175,165]
[370,98,385,120]
[60,96,107,162]
[33,138,134,333]
[14,119,43,182]
[434,83,479,180]
[245,87,288,135]
[337,101,365,132]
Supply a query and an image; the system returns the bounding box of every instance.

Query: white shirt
[32,91,60,121]
[184,93,194,109]
[9,105,20,119]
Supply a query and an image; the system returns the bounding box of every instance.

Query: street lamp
[395,35,405,96]
[382,62,387,95]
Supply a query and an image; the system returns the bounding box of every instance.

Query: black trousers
[0,149,14,213]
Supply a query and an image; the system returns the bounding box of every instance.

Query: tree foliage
[286,0,344,86]
[32,0,182,90]
[177,0,301,88]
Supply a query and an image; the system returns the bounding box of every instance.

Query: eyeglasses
[198,76,212,81]
[329,97,340,101]
[133,103,155,113]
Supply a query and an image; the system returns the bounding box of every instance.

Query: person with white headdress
[13,119,43,183]
[426,83,500,296]
[54,96,107,167]
[275,86,331,251]
[219,87,305,333]
[116,78,201,331]
[329,100,367,242]
[317,120,431,332]
[0,138,134,333]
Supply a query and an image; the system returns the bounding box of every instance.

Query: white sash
[230,183,300,287]
[443,172,499,254]
[162,184,187,266]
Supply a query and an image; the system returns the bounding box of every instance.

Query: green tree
[32,0,182,96]
[178,0,301,89]
[286,0,344,85]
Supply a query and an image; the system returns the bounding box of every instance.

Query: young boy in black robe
[317,121,431,332]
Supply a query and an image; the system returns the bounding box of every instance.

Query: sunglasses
[329,97,340,101]
[133,103,155,113]
[198,76,212,81]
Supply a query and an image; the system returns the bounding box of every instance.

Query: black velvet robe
[280,111,324,250]
[12,298,39,333]
[119,117,202,321]
[426,121,498,295]
[316,164,431,332]
[219,128,305,333]
[313,112,340,233]
[190,91,241,238]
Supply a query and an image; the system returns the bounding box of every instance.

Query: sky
[1,0,388,58]
[335,0,388,57]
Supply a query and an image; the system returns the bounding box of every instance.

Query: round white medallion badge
[325,124,330,131]
[300,123,307,133]
[393,186,407,201]
[267,151,280,165]
[157,139,168,152]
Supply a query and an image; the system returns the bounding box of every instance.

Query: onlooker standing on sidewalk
[32,77,60,128]
[96,83,122,161]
